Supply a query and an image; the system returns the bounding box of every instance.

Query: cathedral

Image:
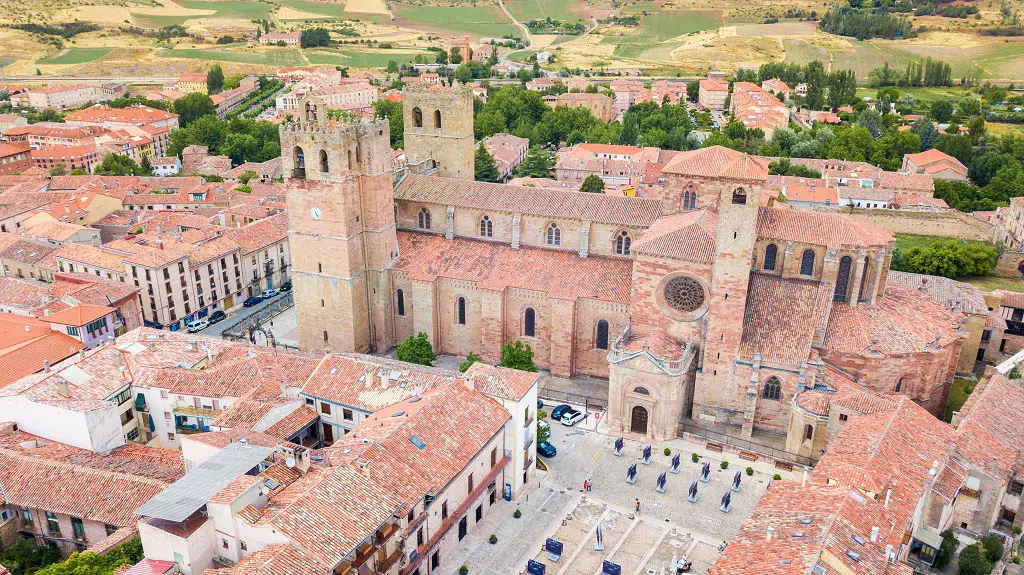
[281,83,966,459]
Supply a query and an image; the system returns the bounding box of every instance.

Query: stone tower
[692,184,760,432]
[281,95,397,354]
[402,81,474,179]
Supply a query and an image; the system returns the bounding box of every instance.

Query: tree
[94,153,147,176]
[396,332,436,366]
[173,93,216,127]
[892,240,999,278]
[499,340,537,372]
[32,539,143,575]
[980,535,1004,564]
[475,144,500,182]
[514,146,555,178]
[957,543,992,575]
[386,60,399,74]
[449,46,463,64]
[0,538,62,575]
[454,63,473,84]
[459,351,480,373]
[580,174,605,193]
[238,169,258,184]
[373,99,403,148]
[804,60,827,110]
[300,28,331,48]
[140,154,154,175]
[957,96,981,118]
[933,530,958,570]
[930,99,954,123]
[207,64,224,94]
[223,72,244,90]
[48,162,67,176]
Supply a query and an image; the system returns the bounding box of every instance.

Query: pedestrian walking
[635,498,641,513]
[586,479,592,492]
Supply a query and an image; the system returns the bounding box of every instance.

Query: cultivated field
[38,47,114,65]
[391,2,520,37]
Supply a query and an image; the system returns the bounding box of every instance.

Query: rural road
[496,0,533,64]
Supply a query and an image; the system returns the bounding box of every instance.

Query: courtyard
[443,412,798,575]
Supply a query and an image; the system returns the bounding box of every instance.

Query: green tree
[238,169,258,184]
[454,63,473,84]
[957,96,981,118]
[459,351,481,373]
[94,153,147,176]
[386,60,399,74]
[449,46,464,64]
[514,146,555,178]
[980,535,1004,564]
[373,99,403,148]
[933,530,958,570]
[958,543,992,575]
[140,154,154,175]
[893,240,999,278]
[499,340,537,372]
[930,99,954,123]
[0,538,62,575]
[804,60,827,110]
[49,161,67,176]
[207,64,224,94]
[475,144,500,182]
[299,28,331,48]
[173,92,216,127]
[396,332,436,366]
[580,174,605,193]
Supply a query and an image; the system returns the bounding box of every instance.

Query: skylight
[409,435,426,450]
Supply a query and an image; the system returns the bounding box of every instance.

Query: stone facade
[401,82,474,179]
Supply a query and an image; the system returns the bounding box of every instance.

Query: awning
[135,393,146,410]
[913,525,944,549]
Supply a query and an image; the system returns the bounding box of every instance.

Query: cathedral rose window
[663,277,705,313]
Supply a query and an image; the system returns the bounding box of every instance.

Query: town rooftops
[885,270,987,316]
[464,363,541,401]
[40,303,114,326]
[662,146,769,181]
[634,208,718,263]
[756,205,893,249]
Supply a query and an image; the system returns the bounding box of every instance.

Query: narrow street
[194,291,291,337]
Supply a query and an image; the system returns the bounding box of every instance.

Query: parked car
[243,296,264,307]
[187,319,209,333]
[261,288,280,299]
[209,310,227,324]
[550,404,572,420]
[560,409,586,426]
[537,441,557,458]
[537,398,544,410]
[280,281,293,292]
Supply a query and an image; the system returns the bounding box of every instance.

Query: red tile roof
[740,273,833,363]
[662,146,769,181]
[757,206,893,249]
[634,209,718,263]
[464,363,540,401]
[954,374,1024,482]
[205,544,326,575]
[41,303,113,326]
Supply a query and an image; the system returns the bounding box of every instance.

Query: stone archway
[630,405,649,435]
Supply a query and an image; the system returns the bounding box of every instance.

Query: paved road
[193,291,290,337]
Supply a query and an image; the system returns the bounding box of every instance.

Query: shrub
[499,341,537,372]
[933,529,958,569]
[692,453,700,463]
[459,566,469,575]
[720,460,729,469]
[396,332,436,366]
[773,473,782,480]
[459,351,481,373]
[981,535,1005,564]
[959,543,993,575]
[489,534,498,544]
[513,509,522,518]
[664,447,672,456]
[538,409,548,420]
[746,466,754,476]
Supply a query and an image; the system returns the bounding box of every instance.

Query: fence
[538,389,607,411]
[221,292,294,344]
[677,421,816,468]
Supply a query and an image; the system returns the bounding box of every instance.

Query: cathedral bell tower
[402,81,474,179]
[281,96,397,354]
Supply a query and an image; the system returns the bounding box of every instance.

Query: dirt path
[497,0,533,62]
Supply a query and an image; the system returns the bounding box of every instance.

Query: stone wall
[808,206,996,243]
[993,250,1024,279]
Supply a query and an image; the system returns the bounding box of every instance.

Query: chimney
[43,309,50,316]
[766,527,774,542]
[870,526,879,542]
[802,466,809,487]
[78,348,86,360]
[25,325,31,332]
[884,488,891,509]
[43,360,51,373]
[188,338,197,352]
[280,375,287,396]
[56,380,71,397]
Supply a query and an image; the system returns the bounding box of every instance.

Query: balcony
[524,455,534,470]
[377,547,403,573]
[525,412,535,427]
[523,432,534,451]
[374,520,400,546]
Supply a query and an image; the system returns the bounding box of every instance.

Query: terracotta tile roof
[885,271,987,316]
[634,209,718,263]
[822,286,963,356]
[740,273,833,363]
[0,276,46,310]
[103,239,187,268]
[892,192,947,209]
[821,364,898,415]
[905,149,967,176]
[464,363,540,401]
[0,326,85,387]
[931,458,966,502]
[225,213,288,254]
[265,405,319,439]
[40,303,113,326]
[53,243,129,271]
[996,289,1024,310]
[0,239,56,264]
[709,481,846,575]
[394,231,632,303]
[877,171,933,193]
[301,353,462,412]
[209,473,262,505]
[662,146,769,181]
[699,79,729,92]
[795,389,831,415]
[119,559,177,575]
[619,330,683,361]
[185,428,299,450]
[155,349,319,399]
[206,544,327,575]
[756,206,893,249]
[954,374,1024,482]
[394,174,662,227]
[64,105,178,125]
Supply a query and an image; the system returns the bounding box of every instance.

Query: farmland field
[277,0,356,19]
[602,9,722,59]
[391,3,519,37]
[305,47,430,67]
[38,48,113,65]
[156,47,307,66]
[175,0,272,20]
[505,0,584,23]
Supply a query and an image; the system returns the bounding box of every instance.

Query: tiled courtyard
[446,412,794,575]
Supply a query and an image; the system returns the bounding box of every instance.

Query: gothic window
[835,256,853,302]
[732,188,747,205]
[800,249,816,276]
[323,331,328,343]
[804,424,813,441]
[347,150,354,171]
[457,297,466,325]
[319,149,329,173]
[763,244,778,271]
[663,276,705,313]
[417,208,431,230]
[762,377,781,400]
[397,289,405,316]
[596,320,609,350]
[479,216,493,237]
[546,224,560,246]
[293,147,305,170]
[895,376,905,393]
[615,231,631,255]
[858,255,870,301]
[524,308,536,337]
[434,110,442,129]
[413,107,423,128]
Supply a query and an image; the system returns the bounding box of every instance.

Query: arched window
[835,256,852,302]
[804,424,813,441]
[615,231,631,255]
[319,149,329,173]
[858,255,870,301]
[596,320,609,350]
[347,149,354,171]
[323,331,329,342]
[683,190,696,210]
[800,249,816,276]
[417,208,431,230]
[763,244,777,271]
[895,376,905,393]
[434,109,442,129]
[412,107,423,128]
[633,386,651,395]
[524,307,536,337]
[732,188,747,205]
[479,215,492,237]
[546,224,560,246]
[293,147,305,170]
[457,297,466,325]
[396,289,405,316]
[762,377,781,401]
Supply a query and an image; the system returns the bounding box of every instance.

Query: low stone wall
[994,250,1024,279]
[807,206,997,243]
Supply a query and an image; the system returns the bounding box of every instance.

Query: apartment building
[225,214,290,298]
[177,73,208,95]
[311,82,378,112]
[14,84,98,110]
[697,79,729,110]
[2,124,108,149]
[30,145,101,174]
[64,105,180,133]
[0,142,31,175]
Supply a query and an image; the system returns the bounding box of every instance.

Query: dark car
[537,398,544,410]
[209,310,227,324]
[243,296,264,307]
[537,441,557,458]
[550,404,572,420]
[280,281,293,292]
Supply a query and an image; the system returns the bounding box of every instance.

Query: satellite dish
[286,457,296,468]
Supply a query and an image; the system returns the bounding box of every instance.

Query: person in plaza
[635,499,641,513]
